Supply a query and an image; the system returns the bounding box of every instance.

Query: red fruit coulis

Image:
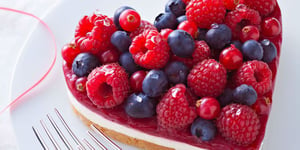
[63,3,282,150]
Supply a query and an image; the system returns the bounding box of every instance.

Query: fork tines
[32,108,122,150]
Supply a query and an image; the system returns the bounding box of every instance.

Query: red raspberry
[234,60,272,96]
[186,0,226,29]
[188,59,227,97]
[225,4,261,39]
[172,40,211,69]
[130,20,157,39]
[242,0,276,17]
[216,104,261,146]
[157,84,197,129]
[75,13,116,54]
[224,0,243,10]
[129,30,170,69]
[86,63,130,108]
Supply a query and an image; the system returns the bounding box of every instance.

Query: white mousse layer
[68,90,206,150]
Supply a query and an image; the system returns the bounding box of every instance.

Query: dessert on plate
[62,0,282,149]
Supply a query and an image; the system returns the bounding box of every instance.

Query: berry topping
[177,20,198,38]
[234,60,272,96]
[242,0,276,16]
[188,59,227,97]
[75,13,116,54]
[218,88,234,107]
[219,45,243,70]
[261,39,277,63]
[165,0,186,17]
[164,61,189,84]
[206,24,232,50]
[191,118,217,141]
[168,30,195,58]
[224,0,241,10]
[176,15,187,24]
[61,43,80,66]
[142,70,168,98]
[130,30,170,69]
[110,31,132,53]
[86,63,130,108]
[119,52,140,74]
[72,53,100,77]
[261,17,282,37]
[130,20,157,39]
[196,97,220,120]
[113,6,134,29]
[241,40,263,60]
[130,70,147,93]
[99,49,120,64]
[125,93,157,118]
[75,77,87,92]
[240,25,260,42]
[157,84,197,129]
[233,84,257,106]
[160,28,173,40]
[216,104,260,146]
[119,9,141,32]
[186,0,226,29]
[154,12,178,31]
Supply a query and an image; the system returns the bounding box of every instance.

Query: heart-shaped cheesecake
[62,0,282,149]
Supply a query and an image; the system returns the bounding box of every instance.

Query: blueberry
[164,61,189,84]
[114,6,134,30]
[177,15,187,24]
[125,93,157,118]
[241,40,263,60]
[154,12,178,31]
[231,40,243,50]
[206,24,232,50]
[191,118,217,141]
[218,88,233,107]
[233,84,257,106]
[119,52,139,74]
[168,30,195,58]
[196,28,208,41]
[261,39,277,63]
[111,31,132,53]
[165,0,186,17]
[72,53,100,77]
[142,70,168,97]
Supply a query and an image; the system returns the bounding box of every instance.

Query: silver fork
[32,108,122,150]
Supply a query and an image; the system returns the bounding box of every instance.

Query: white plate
[9,0,300,150]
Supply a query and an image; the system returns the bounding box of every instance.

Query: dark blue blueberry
[191,118,217,141]
[113,6,134,30]
[241,40,263,60]
[142,70,168,98]
[168,30,195,58]
[111,31,132,53]
[176,15,187,24]
[218,88,233,107]
[261,39,277,63]
[196,28,208,41]
[164,61,189,84]
[233,84,257,106]
[125,93,157,118]
[165,0,186,17]
[206,24,232,50]
[72,53,100,77]
[119,52,139,74]
[154,12,178,31]
[231,40,243,50]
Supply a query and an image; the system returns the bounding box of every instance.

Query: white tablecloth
[0,0,58,149]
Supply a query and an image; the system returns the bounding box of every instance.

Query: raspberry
[242,0,276,16]
[188,59,227,97]
[234,60,272,96]
[225,4,261,39]
[86,63,130,108]
[157,84,197,129]
[186,0,226,29]
[224,0,242,10]
[75,13,116,54]
[182,0,192,5]
[172,41,211,68]
[129,20,157,39]
[129,30,170,69]
[216,104,261,146]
